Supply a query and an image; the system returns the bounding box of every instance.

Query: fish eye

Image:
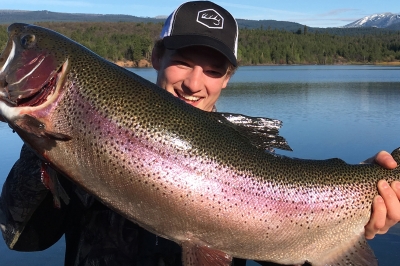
[20,34,36,49]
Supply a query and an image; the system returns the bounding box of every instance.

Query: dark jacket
[0,145,181,266]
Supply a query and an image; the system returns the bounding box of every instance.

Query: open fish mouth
[0,26,66,109]
[13,67,61,107]
[0,62,63,108]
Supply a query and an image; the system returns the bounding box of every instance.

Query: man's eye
[206,70,224,78]
[174,60,190,66]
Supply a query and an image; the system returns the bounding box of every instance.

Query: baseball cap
[160,1,238,66]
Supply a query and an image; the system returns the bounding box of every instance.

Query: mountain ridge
[0,9,399,33]
[0,9,164,24]
[344,12,400,28]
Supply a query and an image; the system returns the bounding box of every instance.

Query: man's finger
[365,195,386,239]
[374,151,398,169]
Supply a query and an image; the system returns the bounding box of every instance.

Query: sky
[0,0,399,28]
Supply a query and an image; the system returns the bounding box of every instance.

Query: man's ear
[222,75,231,89]
[151,47,161,70]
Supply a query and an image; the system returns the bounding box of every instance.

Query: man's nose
[183,66,203,92]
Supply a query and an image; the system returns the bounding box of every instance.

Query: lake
[1,65,400,265]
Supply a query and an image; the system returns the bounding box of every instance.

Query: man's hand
[364,151,400,239]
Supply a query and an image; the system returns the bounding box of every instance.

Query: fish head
[0,23,69,109]
[0,23,74,149]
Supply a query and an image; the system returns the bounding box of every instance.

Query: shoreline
[112,59,400,68]
[113,59,152,68]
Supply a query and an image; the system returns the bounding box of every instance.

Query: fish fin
[181,241,232,266]
[211,112,292,152]
[14,114,72,140]
[313,235,377,266]
[41,162,70,208]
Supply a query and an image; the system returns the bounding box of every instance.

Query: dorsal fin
[209,112,292,152]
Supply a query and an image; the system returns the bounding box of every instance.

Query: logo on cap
[196,9,224,29]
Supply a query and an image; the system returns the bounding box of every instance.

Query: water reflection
[218,82,400,163]
[0,124,22,184]
[229,65,400,83]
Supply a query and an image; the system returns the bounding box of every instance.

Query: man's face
[154,46,232,112]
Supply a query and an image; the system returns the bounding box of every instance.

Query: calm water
[1,65,400,265]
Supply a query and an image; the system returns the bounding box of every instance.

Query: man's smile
[175,89,201,102]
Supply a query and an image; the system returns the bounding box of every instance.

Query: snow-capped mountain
[344,12,400,28]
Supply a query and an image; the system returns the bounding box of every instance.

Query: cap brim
[163,35,237,67]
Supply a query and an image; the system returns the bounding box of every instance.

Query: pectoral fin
[41,162,70,208]
[181,242,232,266]
[14,114,71,140]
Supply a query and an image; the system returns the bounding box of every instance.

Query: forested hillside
[0,22,399,66]
[239,27,400,64]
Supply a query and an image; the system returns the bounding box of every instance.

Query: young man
[0,1,399,266]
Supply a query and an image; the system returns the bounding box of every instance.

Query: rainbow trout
[0,23,399,266]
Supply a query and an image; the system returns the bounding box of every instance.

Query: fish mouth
[0,33,67,109]
[14,67,61,107]
[0,65,63,108]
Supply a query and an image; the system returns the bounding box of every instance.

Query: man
[0,1,399,266]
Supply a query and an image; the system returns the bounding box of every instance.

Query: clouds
[217,1,306,21]
[322,9,358,16]
[212,2,364,27]
[217,3,383,28]
[301,9,365,28]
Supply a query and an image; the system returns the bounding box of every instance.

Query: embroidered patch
[197,9,224,29]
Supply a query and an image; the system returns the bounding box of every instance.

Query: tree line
[0,22,399,65]
[239,27,400,64]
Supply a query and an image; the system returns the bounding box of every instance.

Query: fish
[0,23,399,266]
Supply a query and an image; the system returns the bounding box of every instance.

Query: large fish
[0,23,399,266]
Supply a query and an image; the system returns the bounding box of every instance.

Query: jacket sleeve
[0,144,70,251]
